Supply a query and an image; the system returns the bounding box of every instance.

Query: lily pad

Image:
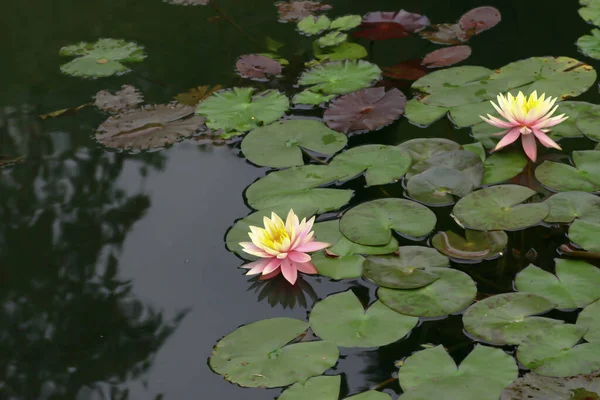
[419,23,472,45]
[378,267,477,317]
[577,299,600,343]
[501,371,600,400]
[245,165,353,212]
[313,220,399,257]
[407,166,478,206]
[196,87,289,134]
[432,230,508,262]
[298,60,382,95]
[313,42,368,62]
[279,375,392,400]
[236,54,283,81]
[174,85,223,106]
[311,251,364,280]
[406,150,483,182]
[482,152,528,185]
[298,15,331,35]
[459,6,502,34]
[323,88,406,134]
[93,85,144,113]
[544,191,600,223]
[578,29,600,60]
[535,151,600,193]
[293,90,336,105]
[317,31,348,48]
[579,0,600,26]
[276,1,332,22]
[209,317,339,387]
[165,0,209,4]
[339,198,437,246]
[570,219,600,251]
[397,138,461,163]
[330,15,362,31]
[382,60,428,81]
[95,104,205,151]
[453,185,549,231]
[462,142,486,161]
[577,106,600,142]
[352,10,430,41]
[59,38,146,78]
[463,292,562,345]
[241,119,346,168]
[310,290,418,347]
[402,100,449,127]
[515,260,600,310]
[517,324,600,377]
[421,45,472,68]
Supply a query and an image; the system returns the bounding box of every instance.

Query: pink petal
[480,114,515,129]
[262,258,283,275]
[294,241,331,253]
[259,268,281,281]
[288,251,311,263]
[532,114,568,129]
[243,258,271,275]
[493,127,521,151]
[295,261,318,274]
[280,258,298,285]
[240,242,272,258]
[532,129,562,150]
[521,134,538,162]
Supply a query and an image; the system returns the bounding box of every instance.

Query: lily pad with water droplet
[482,152,528,185]
[313,41,368,62]
[241,120,346,168]
[463,292,562,345]
[544,191,600,223]
[340,198,437,246]
[298,60,382,95]
[407,166,478,206]
[501,371,600,400]
[453,185,549,231]
[577,299,600,343]
[397,138,461,164]
[432,230,507,262]
[330,15,362,31]
[310,290,418,347]
[577,29,600,60]
[196,87,289,134]
[570,219,600,252]
[297,15,331,35]
[209,317,338,388]
[535,151,600,193]
[279,375,392,400]
[313,220,399,257]
[378,267,476,317]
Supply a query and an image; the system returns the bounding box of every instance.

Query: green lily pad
[196,87,289,133]
[577,106,600,142]
[330,15,362,31]
[209,317,339,388]
[535,151,600,193]
[328,145,412,186]
[463,292,562,345]
[245,165,353,212]
[482,152,528,185]
[578,29,600,60]
[339,198,437,246]
[279,376,392,400]
[310,290,418,347]
[397,138,461,164]
[404,100,449,127]
[317,31,348,47]
[406,150,483,186]
[378,267,477,317]
[517,324,600,377]
[298,60,382,95]
[298,15,331,35]
[399,345,517,399]
[547,101,600,140]
[293,90,336,105]
[399,376,514,400]
[501,371,600,400]
[313,42,368,62]
[462,142,486,161]
[577,299,600,343]
[313,220,399,257]
[407,167,479,206]
[579,0,600,26]
[363,246,449,289]
[59,38,146,78]
[241,120,347,168]
[570,219,600,251]
[515,260,600,310]
[453,185,549,231]
[431,230,508,262]
[311,251,364,280]
[543,191,600,223]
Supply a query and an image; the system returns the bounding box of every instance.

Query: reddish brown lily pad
[419,23,472,45]
[236,54,282,81]
[94,85,144,114]
[323,87,406,133]
[459,6,501,34]
[353,10,430,41]
[276,1,332,22]
[422,45,472,68]
[173,85,223,106]
[382,60,428,80]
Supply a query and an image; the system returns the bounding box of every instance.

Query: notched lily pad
[407,166,478,206]
[536,151,600,193]
[298,60,382,95]
[432,230,507,262]
[501,371,600,400]
[579,0,600,27]
[577,29,600,60]
[544,191,600,223]
[570,219,600,252]
[311,251,364,280]
[297,15,331,35]
[94,85,144,113]
[276,1,332,22]
[353,10,430,41]
[236,54,283,81]
[313,219,399,257]
[279,375,392,400]
[482,152,528,185]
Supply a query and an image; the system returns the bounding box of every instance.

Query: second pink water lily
[480,91,568,162]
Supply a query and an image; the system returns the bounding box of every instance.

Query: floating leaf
[276,1,332,22]
[402,100,449,126]
[314,41,368,62]
[378,267,476,317]
[544,191,600,223]
[432,230,507,262]
[407,167,477,206]
[382,60,428,81]
[453,185,549,231]
[279,376,392,400]
[209,318,338,388]
[578,29,600,60]
[515,260,600,310]
[419,24,471,45]
[576,105,600,142]
[462,141,486,161]
[323,88,406,133]
[293,90,336,105]
[459,6,502,34]
[535,151,600,193]
[311,252,364,279]
[579,0,600,26]
[299,60,381,95]
[570,219,600,251]
[95,104,205,150]
[241,119,346,168]
[353,11,430,41]
[236,54,283,81]
[482,152,528,185]
[174,85,223,106]
[317,31,348,47]
[501,371,600,400]
[59,38,146,78]
[577,299,600,343]
[313,220,399,257]
[406,150,483,182]
[340,198,437,246]
[93,85,144,113]
[245,165,353,212]
[196,87,289,133]
[330,15,362,31]
[310,290,418,347]
[397,138,461,163]
[422,45,472,68]
[297,15,331,35]
[463,292,562,345]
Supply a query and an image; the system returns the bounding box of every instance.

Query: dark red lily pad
[276,1,332,22]
[422,45,472,68]
[419,23,472,45]
[353,10,430,41]
[459,6,501,34]
[382,60,428,80]
[323,87,406,133]
[236,54,283,81]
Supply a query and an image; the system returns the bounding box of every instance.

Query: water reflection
[246,274,318,309]
[0,107,186,399]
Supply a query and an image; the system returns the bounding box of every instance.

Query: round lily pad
[310,290,418,347]
[279,376,340,400]
[431,230,507,262]
[406,150,483,186]
[328,144,412,186]
[313,220,399,257]
[241,120,347,168]
[462,142,486,161]
[330,15,362,31]
[453,185,549,231]
[196,87,289,133]
[352,10,430,41]
[501,371,600,400]
[318,31,348,47]
[515,260,600,310]
[577,29,600,60]
[463,292,562,345]
[459,6,502,34]
[535,151,600,193]
[576,105,600,142]
[298,60,382,95]
[407,166,478,206]
[378,267,477,317]
[397,138,461,164]
[297,15,331,35]
[293,90,336,105]
[577,299,600,343]
[517,324,600,377]
[543,101,600,140]
[421,45,472,68]
[543,191,600,223]
[311,251,364,280]
[482,152,528,185]
[339,198,437,246]
[570,219,600,252]
[245,165,353,212]
[313,42,368,62]
[236,54,283,81]
[209,317,339,388]
[403,100,450,127]
[399,375,511,400]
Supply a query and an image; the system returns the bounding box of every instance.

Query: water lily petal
[480,114,515,129]
[493,127,521,151]
[295,241,331,252]
[259,268,281,280]
[532,129,562,150]
[295,261,318,274]
[521,134,537,162]
[240,242,273,258]
[288,251,312,263]
[262,258,283,275]
[281,258,298,285]
[243,258,271,275]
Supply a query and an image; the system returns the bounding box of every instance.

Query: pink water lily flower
[480,91,568,162]
[240,209,330,285]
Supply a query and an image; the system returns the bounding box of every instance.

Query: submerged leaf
[298,60,382,95]
[174,85,223,106]
[94,85,144,113]
[353,10,430,41]
[236,54,283,81]
[422,45,472,67]
[432,230,507,262]
[276,1,332,22]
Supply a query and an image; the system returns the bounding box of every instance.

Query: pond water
[1,0,600,399]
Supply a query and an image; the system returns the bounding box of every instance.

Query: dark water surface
[1,0,599,399]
